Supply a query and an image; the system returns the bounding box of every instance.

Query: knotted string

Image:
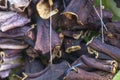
[65,63,82,75]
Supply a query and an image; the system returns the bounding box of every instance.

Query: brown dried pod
[0,11,30,32]
[63,37,81,53]
[36,0,58,19]
[8,0,31,12]
[64,68,105,80]
[62,0,94,25]
[26,61,69,80]
[34,19,61,54]
[87,36,120,62]
[0,38,28,49]
[80,55,117,74]
[104,22,120,49]
[0,0,7,10]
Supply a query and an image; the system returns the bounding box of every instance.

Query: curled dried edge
[36,0,58,19]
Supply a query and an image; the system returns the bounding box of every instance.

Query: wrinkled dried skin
[87,37,120,62]
[63,38,81,53]
[26,61,69,80]
[93,70,113,80]
[0,38,28,49]
[0,54,23,71]
[97,52,113,60]
[0,0,7,10]
[0,26,31,39]
[104,22,120,49]
[0,11,30,32]
[25,56,44,73]
[4,49,23,57]
[65,68,105,80]
[36,0,58,19]
[34,19,61,54]
[8,0,31,12]
[62,0,94,25]
[87,7,113,28]
[80,55,117,74]
[0,69,11,79]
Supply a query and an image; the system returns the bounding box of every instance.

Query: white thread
[93,5,108,32]
[50,7,52,64]
[100,0,104,43]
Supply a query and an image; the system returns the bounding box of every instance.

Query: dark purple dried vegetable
[63,37,81,53]
[26,61,69,80]
[80,55,117,73]
[0,38,28,49]
[0,26,31,39]
[65,68,105,80]
[34,19,61,54]
[104,22,120,49]
[62,0,94,25]
[0,11,30,32]
[87,36,120,62]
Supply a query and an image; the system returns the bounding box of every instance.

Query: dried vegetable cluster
[0,0,120,80]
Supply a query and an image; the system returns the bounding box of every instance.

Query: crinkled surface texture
[0,11,30,32]
[8,0,31,12]
[34,19,61,54]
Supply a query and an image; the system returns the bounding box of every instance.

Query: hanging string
[93,6,108,32]
[49,6,53,65]
[100,0,104,43]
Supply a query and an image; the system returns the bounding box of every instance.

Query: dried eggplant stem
[36,0,58,19]
[64,68,105,80]
[62,30,83,39]
[87,47,112,60]
[63,38,81,53]
[87,36,120,62]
